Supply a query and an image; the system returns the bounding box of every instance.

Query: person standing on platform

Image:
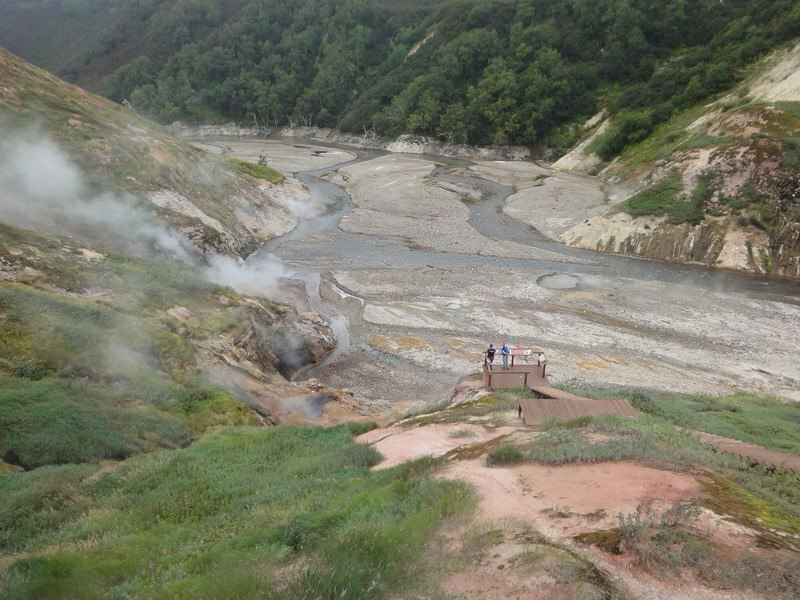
[501,343,510,370]
[486,344,496,369]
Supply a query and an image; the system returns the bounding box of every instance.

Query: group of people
[485,343,546,370]
[485,343,511,370]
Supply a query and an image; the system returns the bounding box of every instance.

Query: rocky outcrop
[562,103,800,277]
[564,213,733,268]
[167,122,270,138]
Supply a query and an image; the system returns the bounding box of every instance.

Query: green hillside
[1,0,798,154]
[0,48,322,472]
[0,47,293,257]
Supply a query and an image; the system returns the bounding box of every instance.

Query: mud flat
[201,138,800,406]
[331,154,585,263]
[466,159,630,240]
[192,138,355,173]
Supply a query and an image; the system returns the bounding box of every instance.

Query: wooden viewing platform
[481,349,799,473]
[482,348,637,425]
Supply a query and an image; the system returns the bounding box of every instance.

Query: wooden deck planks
[518,392,637,425]
[483,359,637,424]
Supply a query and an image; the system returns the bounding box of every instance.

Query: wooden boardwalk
[482,357,637,425]
[694,431,800,475]
[482,351,799,473]
[518,393,638,425]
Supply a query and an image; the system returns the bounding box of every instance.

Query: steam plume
[0,129,288,296]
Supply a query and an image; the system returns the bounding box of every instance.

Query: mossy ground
[401,390,520,427]
[702,474,800,548]
[227,158,285,185]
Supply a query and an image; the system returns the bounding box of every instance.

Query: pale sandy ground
[332,154,589,263]
[328,263,800,402]
[359,422,517,469]
[192,138,355,173]
[323,153,799,402]
[467,160,630,240]
[203,140,800,404]
[360,421,773,600]
[747,40,800,102]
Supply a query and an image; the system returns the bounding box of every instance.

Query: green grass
[606,103,714,174]
[0,426,473,599]
[485,444,524,466]
[627,391,800,455]
[227,158,285,185]
[616,168,707,224]
[0,282,194,383]
[0,373,256,470]
[0,226,279,469]
[0,376,185,469]
[525,415,708,470]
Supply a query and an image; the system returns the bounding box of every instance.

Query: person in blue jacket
[501,343,510,370]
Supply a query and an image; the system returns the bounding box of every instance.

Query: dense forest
[1,0,799,153]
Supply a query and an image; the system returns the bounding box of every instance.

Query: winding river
[193,136,800,404]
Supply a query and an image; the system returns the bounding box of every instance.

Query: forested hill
[1,0,798,154]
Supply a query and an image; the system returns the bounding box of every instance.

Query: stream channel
[194,136,800,403]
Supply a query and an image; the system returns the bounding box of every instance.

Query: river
[192,137,800,408]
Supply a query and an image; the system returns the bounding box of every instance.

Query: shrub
[226,158,285,184]
[616,168,707,224]
[596,110,655,160]
[486,444,524,466]
[342,421,379,437]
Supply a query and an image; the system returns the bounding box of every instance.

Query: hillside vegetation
[1,426,472,598]
[564,57,800,277]
[0,47,294,258]
[0,49,338,473]
[1,0,798,154]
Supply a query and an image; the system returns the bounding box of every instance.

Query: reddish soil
[359,423,517,470]
[442,459,701,538]
[359,421,780,598]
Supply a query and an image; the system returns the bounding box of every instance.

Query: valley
[188,136,800,411]
[1,3,800,596]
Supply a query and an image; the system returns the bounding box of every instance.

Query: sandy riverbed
[194,139,800,405]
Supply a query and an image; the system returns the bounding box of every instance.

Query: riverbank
[170,122,530,160]
[190,137,800,406]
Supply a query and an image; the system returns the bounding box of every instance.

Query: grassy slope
[0,223,289,469]
[581,93,800,274]
[0,426,472,599]
[0,47,289,257]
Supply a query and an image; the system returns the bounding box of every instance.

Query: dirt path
[695,431,800,474]
[359,420,769,599]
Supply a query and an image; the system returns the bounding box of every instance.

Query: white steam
[0,130,288,296]
[204,252,289,296]
[276,193,321,219]
[0,134,192,261]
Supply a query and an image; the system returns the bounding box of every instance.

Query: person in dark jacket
[486,344,496,368]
